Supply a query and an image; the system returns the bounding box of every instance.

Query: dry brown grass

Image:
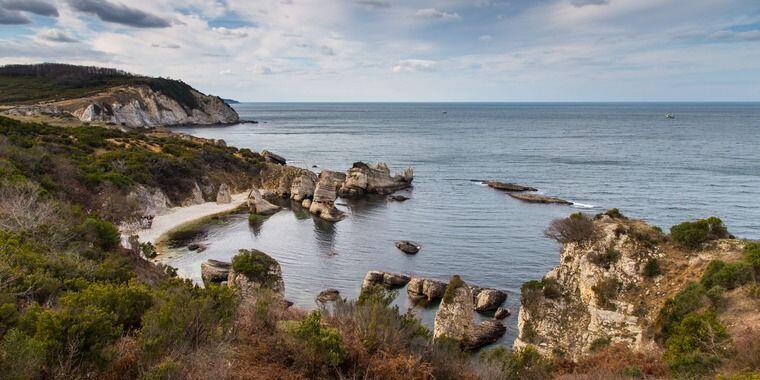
[554,344,668,380]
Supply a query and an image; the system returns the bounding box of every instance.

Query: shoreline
[136,192,249,245]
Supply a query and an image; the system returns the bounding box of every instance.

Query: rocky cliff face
[50,85,239,128]
[513,214,745,360]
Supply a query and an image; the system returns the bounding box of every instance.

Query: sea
[168,102,760,346]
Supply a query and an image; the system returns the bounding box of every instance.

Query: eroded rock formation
[201,259,231,286]
[248,188,281,215]
[308,170,346,222]
[339,162,413,197]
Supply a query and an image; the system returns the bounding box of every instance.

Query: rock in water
[316,288,341,303]
[201,259,231,286]
[339,162,413,197]
[362,271,411,289]
[407,277,447,301]
[290,174,317,202]
[434,276,506,350]
[509,193,573,205]
[485,180,537,192]
[395,240,421,254]
[308,171,346,222]
[494,307,511,320]
[473,288,508,312]
[216,183,232,204]
[247,188,281,215]
[228,249,284,303]
[387,194,410,202]
[261,150,286,165]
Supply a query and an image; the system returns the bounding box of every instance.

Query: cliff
[0,63,239,127]
[513,211,757,367]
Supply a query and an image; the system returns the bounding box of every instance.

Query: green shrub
[231,249,280,287]
[544,212,597,244]
[140,242,157,259]
[744,242,760,275]
[521,319,538,343]
[603,208,626,220]
[701,260,754,290]
[655,282,707,342]
[664,312,729,378]
[0,329,46,379]
[82,217,120,250]
[643,258,662,278]
[60,281,153,330]
[481,345,553,379]
[592,277,621,311]
[670,217,729,249]
[142,357,182,380]
[443,275,465,304]
[293,311,346,367]
[358,284,397,307]
[588,246,622,270]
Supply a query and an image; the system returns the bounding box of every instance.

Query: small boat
[665,113,675,119]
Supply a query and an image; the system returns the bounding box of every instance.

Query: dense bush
[670,216,730,249]
[701,260,754,290]
[82,217,121,250]
[664,312,730,378]
[291,311,346,367]
[544,212,597,244]
[655,282,707,342]
[231,249,280,287]
[744,242,760,275]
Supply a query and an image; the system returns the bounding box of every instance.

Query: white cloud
[36,29,78,43]
[413,8,460,21]
[392,59,436,73]
[212,27,249,38]
[478,34,493,42]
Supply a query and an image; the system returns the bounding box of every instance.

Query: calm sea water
[169,103,760,346]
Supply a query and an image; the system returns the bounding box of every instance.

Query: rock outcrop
[362,271,411,289]
[46,84,239,128]
[261,150,286,165]
[126,184,171,217]
[290,173,317,202]
[473,288,507,312]
[509,193,573,205]
[201,259,231,286]
[181,182,205,206]
[407,277,447,301]
[228,249,285,303]
[433,276,506,350]
[308,171,346,222]
[339,162,413,197]
[316,288,342,303]
[513,216,666,359]
[247,188,281,215]
[216,183,232,204]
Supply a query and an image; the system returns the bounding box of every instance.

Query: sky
[0,0,759,102]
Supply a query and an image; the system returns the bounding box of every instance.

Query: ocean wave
[572,201,596,209]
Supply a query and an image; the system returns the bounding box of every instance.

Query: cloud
[708,30,760,42]
[355,0,390,9]
[320,45,335,56]
[219,69,232,75]
[569,0,610,7]
[414,8,460,21]
[392,59,436,73]
[151,43,181,49]
[1,0,58,17]
[212,27,248,38]
[37,29,79,43]
[0,8,28,24]
[479,34,493,42]
[66,0,171,28]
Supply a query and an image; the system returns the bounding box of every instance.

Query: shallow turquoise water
[169,102,760,346]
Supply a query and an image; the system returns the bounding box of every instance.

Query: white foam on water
[572,202,596,209]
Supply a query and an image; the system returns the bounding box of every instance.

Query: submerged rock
[201,259,231,286]
[433,276,506,350]
[395,240,421,254]
[494,307,511,320]
[485,180,537,192]
[387,194,410,202]
[216,183,232,204]
[339,162,413,197]
[509,193,573,205]
[248,188,281,215]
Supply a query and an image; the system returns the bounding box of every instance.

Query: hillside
[514,211,760,378]
[0,63,239,127]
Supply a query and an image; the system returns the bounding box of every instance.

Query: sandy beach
[137,192,249,244]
